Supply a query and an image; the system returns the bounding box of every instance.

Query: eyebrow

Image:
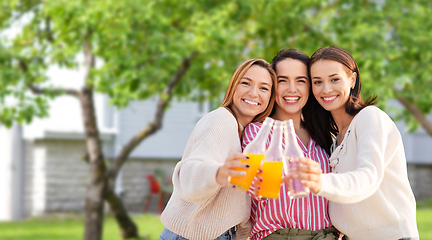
[277,75,308,80]
[242,76,272,86]
[312,73,339,80]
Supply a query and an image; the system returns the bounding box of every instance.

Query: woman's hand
[283,157,323,194]
[251,168,263,198]
[216,153,250,186]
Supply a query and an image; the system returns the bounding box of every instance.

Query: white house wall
[115,99,207,159]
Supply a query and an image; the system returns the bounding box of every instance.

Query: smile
[283,96,300,103]
[322,95,338,103]
[243,99,260,106]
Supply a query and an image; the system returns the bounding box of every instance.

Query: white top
[160,107,251,240]
[317,106,419,240]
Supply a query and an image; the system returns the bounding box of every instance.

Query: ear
[351,72,357,89]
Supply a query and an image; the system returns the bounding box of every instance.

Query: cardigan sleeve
[172,109,241,205]
[318,107,394,203]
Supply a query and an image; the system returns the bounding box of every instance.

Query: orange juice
[259,161,283,199]
[229,153,265,191]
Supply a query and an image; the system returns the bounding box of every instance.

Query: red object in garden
[143,170,173,214]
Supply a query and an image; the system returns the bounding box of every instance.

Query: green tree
[0,0,265,239]
[1,1,432,240]
[248,0,432,135]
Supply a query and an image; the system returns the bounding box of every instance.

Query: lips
[283,96,300,103]
[243,99,260,106]
[322,95,338,103]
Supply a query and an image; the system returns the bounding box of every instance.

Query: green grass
[417,199,432,240]
[0,204,431,240]
[0,214,163,240]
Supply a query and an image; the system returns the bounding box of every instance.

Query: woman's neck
[272,108,303,128]
[271,108,309,147]
[331,107,354,133]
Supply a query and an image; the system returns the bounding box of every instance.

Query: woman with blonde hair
[160,58,277,240]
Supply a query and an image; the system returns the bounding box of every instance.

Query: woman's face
[310,60,356,113]
[274,58,309,118]
[231,65,273,126]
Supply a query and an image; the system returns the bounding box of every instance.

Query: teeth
[244,99,259,106]
[284,97,300,102]
[323,96,337,101]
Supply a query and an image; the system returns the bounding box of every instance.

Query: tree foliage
[1,1,432,239]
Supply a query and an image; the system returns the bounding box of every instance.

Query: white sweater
[317,106,419,240]
[160,107,251,240]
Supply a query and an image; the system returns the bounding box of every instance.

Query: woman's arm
[293,107,395,203]
[172,110,248,205]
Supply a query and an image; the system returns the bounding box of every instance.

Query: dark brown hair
[271,49,334,155]
[309,46,377,147]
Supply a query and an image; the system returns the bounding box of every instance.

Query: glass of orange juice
[230,118,274,191]
[229,153,265,191]
[257,120,284,199]
[259,161,283,199]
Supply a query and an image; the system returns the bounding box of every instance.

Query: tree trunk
[80,87,107,240]
[105,188,139,238]
[397,96,432,136]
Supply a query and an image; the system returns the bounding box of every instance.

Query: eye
[297,79,307,84]
[277,79,287,83]
[331,78,340,82]
[313,80,322,85]
[240,81,250,86]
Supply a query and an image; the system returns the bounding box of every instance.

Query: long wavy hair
[309,46,377,148]
[271,49,334,155]
[220,59,277,135]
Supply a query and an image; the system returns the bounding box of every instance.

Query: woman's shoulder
[243,121,263,136]
[201,107,236,122]
[196,107,238,132]
[352,106,395,133]
[355,106,391,122]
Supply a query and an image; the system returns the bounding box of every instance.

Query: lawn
[0,204,431,240]
[0,214,163,240]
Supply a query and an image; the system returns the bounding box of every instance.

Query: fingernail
[240,171,246,176]
[257,187,261,191]
[259,169,263,173]
[259,178,263,182]
[246,165,250,168]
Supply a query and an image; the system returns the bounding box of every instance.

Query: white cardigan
[160,107,251,240]
[317,106,419,240]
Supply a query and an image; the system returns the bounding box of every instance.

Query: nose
[323,82,332,94]
[287,81,296,93]
[249,85,259,98]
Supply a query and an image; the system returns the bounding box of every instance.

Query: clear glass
[229,117,274,191]
[283,119,310,198]
[259,120,284,199]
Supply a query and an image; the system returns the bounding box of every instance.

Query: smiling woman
[291,46,419,240]
[229,65,274,127]
[159,59,277,240]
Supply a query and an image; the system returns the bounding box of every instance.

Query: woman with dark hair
[242,49,339,240]
[160,59,277,240]
[292,46,419,240]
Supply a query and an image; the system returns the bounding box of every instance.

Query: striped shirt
[242,122,332,240]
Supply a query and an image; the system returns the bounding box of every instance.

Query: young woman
[292,46,419,240]
[242,49,338,240]
[160,59,277,240]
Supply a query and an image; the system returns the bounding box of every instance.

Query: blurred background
[0,0,431,240]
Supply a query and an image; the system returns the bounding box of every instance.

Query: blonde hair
[220,58,277,124]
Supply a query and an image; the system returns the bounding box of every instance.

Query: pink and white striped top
[242,122,332,240]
